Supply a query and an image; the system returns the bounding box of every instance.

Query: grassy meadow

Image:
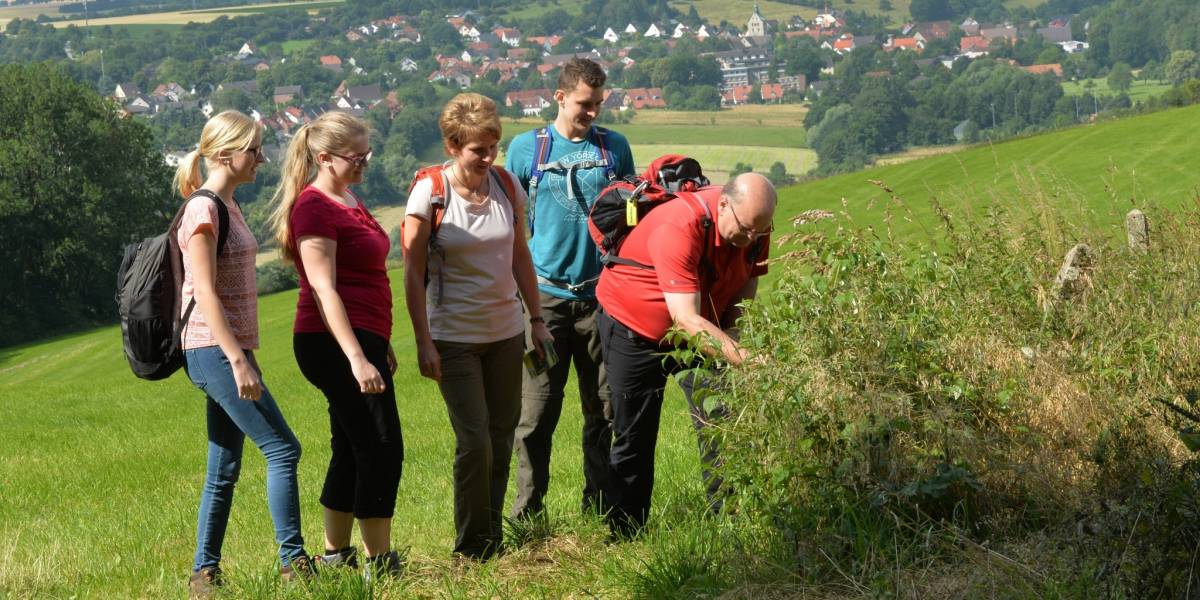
[1060,77,1176,102]
[496,104,813,184]
[0,275,710,598]
[45,0,341,28]
[774,103,1200,243]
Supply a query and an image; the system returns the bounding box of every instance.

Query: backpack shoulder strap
[409,165,449,238]
[590,125,617,180]
[529,127,554,188]
[189,189,231,256]
[488,166,521,225]
[680,191,716,285]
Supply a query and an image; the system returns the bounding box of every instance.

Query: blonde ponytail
[172,110,259,199]
[270,125,315,262]
[173,150,204,198]
[269,111,370,262]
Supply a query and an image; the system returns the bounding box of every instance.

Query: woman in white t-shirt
[402,92,552,560]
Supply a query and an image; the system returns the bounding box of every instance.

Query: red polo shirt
[290,186,393,340]
[596,186,769,342]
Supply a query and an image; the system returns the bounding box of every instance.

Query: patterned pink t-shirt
[177,193,259,350]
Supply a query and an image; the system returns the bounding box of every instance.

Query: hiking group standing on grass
[157,57,776,596]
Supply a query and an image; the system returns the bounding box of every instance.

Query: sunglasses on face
[243,145,263,158]
[727,203,774,239]
[329,148,373,168]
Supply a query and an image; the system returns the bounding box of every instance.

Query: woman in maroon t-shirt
[269,111,402,576]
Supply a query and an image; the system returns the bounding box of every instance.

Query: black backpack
[116,190,231,380]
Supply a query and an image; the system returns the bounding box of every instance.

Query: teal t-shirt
[505,125,635,300]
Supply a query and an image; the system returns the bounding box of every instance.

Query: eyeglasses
[330,148,373,168]
[243,145,263,158]
[726,203,774,239]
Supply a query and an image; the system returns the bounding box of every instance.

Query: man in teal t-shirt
[505,58,635,519]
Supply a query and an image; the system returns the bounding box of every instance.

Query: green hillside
[774,104,1200,242]
[0,278,705,597]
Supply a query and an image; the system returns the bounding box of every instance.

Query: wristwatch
[529,315,545,324]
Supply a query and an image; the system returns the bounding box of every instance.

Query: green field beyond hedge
[775,103,1200,243]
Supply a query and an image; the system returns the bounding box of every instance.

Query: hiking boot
[188,566,222,599]
[280,553,316,582]
[317,546,359,569]
[364,549,405,580]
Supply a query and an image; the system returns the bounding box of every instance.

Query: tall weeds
[692,183,1200,597]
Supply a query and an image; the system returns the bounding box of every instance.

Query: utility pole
[990,102,996,129]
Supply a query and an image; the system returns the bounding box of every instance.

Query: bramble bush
[677,188,1200,596]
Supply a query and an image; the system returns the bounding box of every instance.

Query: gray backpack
[116,190,230,380]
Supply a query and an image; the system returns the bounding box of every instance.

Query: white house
[236,41,257,59]
[400,57,419,72]
[644,24,663,38]
[603,27,620,43]
[696,25,710,40]
[459,25,481,41]
[1059,40,1089,53]
[673,23,689,38]
[624,23,638,34]
[814,13,839,28]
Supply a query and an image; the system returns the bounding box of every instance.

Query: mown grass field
[669,0,1043,28]
[0,1,63,25]
[493,104,812,185]
[188,0,341,14]
[775,103,1200,243]
[0,272,708,598]
[668,0,815,26]
[633,144,816,182]
[1061,77,1175,102]
[46,0,340,28]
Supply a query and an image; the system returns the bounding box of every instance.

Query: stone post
[1126,209,1149,252]
[1052,243,1094,301]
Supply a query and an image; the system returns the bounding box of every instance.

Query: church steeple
[747,3,766,37]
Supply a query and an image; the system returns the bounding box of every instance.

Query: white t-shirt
[405,168,526,344]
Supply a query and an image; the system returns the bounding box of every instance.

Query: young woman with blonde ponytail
[175,110,311,597]
[270,110,403,576]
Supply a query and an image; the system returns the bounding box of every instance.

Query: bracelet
[529,315,545,324]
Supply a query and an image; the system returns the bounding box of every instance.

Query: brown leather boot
[187,566,222,599]
[280,553,316,582]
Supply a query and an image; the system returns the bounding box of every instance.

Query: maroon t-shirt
[290,186,392,340]
[596,186,769,342]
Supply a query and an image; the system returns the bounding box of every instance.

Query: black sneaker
[317,546,359,569]
[188,566,222,599]
[365,549,405,580]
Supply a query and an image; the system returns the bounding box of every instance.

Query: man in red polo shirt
[595,172,777,536]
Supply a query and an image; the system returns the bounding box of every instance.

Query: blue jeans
[185,346,306,571]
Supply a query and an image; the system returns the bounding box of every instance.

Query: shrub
[256,261,298,295]
[675,185,1200,595]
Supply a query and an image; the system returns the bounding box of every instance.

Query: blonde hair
[439,93,501,153]
[172,110,259,198]
[269,110,369,261]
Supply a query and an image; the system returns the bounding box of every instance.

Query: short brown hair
[557,58,606,92]
[439,92,502,151]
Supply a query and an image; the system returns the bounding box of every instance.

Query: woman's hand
[231,357,263,401]
[531,321,553,358]
[386,343,398,375]
[416,339,442,382]
[351,356,386,394]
